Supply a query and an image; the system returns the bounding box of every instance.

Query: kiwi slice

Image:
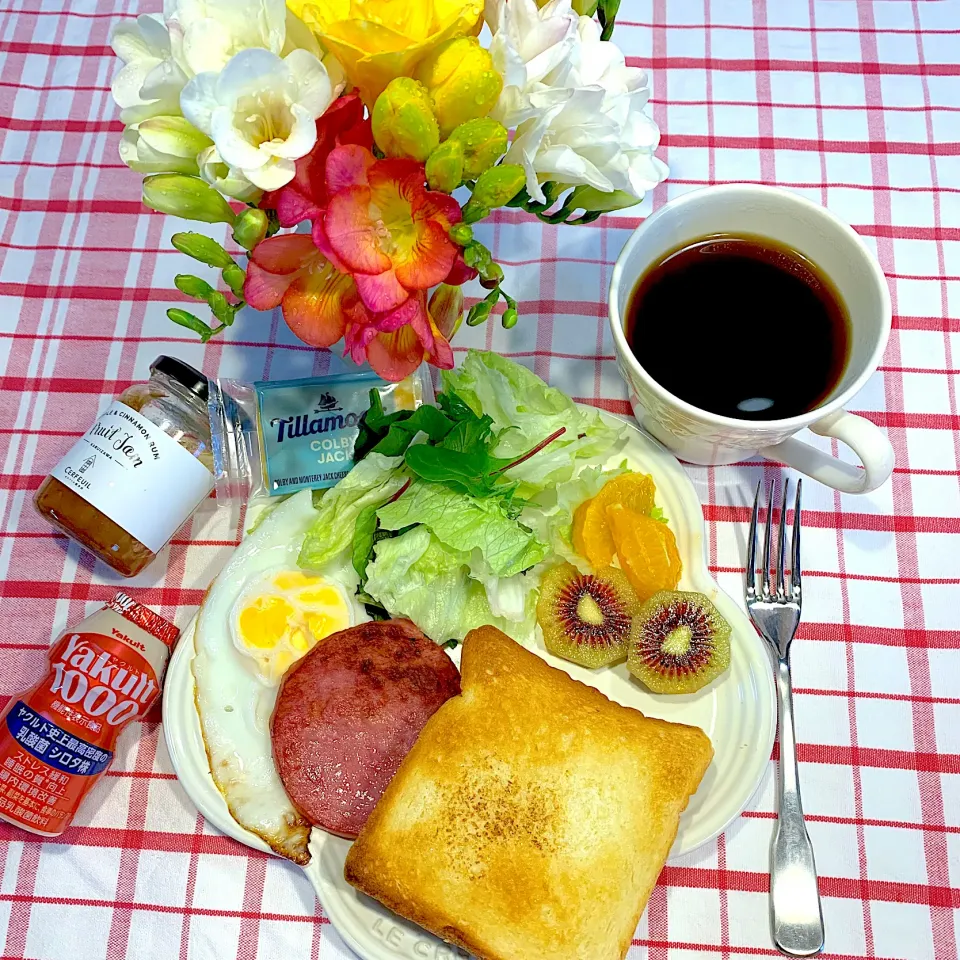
[537,562,638,668]
[628,590,731,694]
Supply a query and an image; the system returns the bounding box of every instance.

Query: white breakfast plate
[163,411,776,960]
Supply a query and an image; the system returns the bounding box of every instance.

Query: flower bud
[175,274,215,300]
[415,37,503,139]
[372,78,440,162]
[119,117,211,176]
[567,184,640,213]
[425,140,465,193]
[429,283,465,339]
[222,263,246,299]
[138,116,211,159]
[462,164,525,222]
[501,307,519,329]
[232,208,269,251]
[461,203,489,225]
[463,240,492,270]
[466,300,493,326]
[197,146,261,203]
[167,308,213,342]
[171,232,233,268]
[448,223,474,246]
[142,174,237,225]
[448,118,508,180]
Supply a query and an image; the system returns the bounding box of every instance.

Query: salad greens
[298,454,406,569]
[297,350,629,642]
[363,527,538,646]
[441,350,624,480]
[377,481,549,578]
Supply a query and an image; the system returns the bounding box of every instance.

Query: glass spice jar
[34,356,215,577]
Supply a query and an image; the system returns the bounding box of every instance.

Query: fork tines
[746,479,802,605]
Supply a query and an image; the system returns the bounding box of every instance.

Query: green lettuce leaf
[363,526,537,644]
[376,480,548,577]
[440,350,626,489]
[298,453,406,569]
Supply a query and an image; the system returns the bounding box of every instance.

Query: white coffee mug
[609,184,895,494]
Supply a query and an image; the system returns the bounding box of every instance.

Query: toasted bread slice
[344,626,713,960]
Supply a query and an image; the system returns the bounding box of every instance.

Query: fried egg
[231,570,353,685]
[192,489,366,863]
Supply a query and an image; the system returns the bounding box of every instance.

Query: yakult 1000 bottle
[0,593,178,835]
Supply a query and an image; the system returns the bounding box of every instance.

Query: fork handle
[771,657,825,957]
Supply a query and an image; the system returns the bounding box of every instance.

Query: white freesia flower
[487,0,578,128]
[110,0,325,173]
[489,0,668,204]
[197,145,262,202]
[119,115,212,174]
[164,0,287,76]
[111,14,188,125]
[181,48,334,191]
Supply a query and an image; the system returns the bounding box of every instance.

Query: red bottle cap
[105,592,180,648]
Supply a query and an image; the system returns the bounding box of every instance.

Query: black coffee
[625,234,850,420]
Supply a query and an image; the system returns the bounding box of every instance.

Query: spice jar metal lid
[150,355,209,402]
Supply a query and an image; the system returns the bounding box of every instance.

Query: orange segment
[574,473,658,568]
[605,472,657,516]
[571,499,591,557]
[606,503,682,601]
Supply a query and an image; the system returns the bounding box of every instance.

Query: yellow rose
[415,37,502,138]
[288,0,483,107]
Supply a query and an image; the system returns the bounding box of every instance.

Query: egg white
[193,489,368,863]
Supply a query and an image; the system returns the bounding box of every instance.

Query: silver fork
[745,480,825,958]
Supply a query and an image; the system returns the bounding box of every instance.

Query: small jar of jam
[34,356,215,577]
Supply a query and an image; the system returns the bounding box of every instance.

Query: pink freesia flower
[243,233,354,348]
[319,146,462,315]
[245,98,468,381]
[342,287,456,381]
[244,234,458,381]
[259,92,373,228]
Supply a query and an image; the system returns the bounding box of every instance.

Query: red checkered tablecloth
[1,0,958,958]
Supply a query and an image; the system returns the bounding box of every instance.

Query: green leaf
[166,308,213,342]
[354,389,457,461]
[363,527,537,643]
[598,0,621,40]
[437,390,480,422]
[404,443,507,497]
[298,454,407,569]
[373,404,455,456]
[171,232,233,268]
[376,481,548,577]
[437,413,495,453]
[351,504,380,581]
[440,350,627,493]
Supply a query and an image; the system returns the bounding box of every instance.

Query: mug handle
[758,410,894,495]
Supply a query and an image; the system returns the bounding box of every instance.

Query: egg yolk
[237,597,296,649]
[233,571,352,683]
